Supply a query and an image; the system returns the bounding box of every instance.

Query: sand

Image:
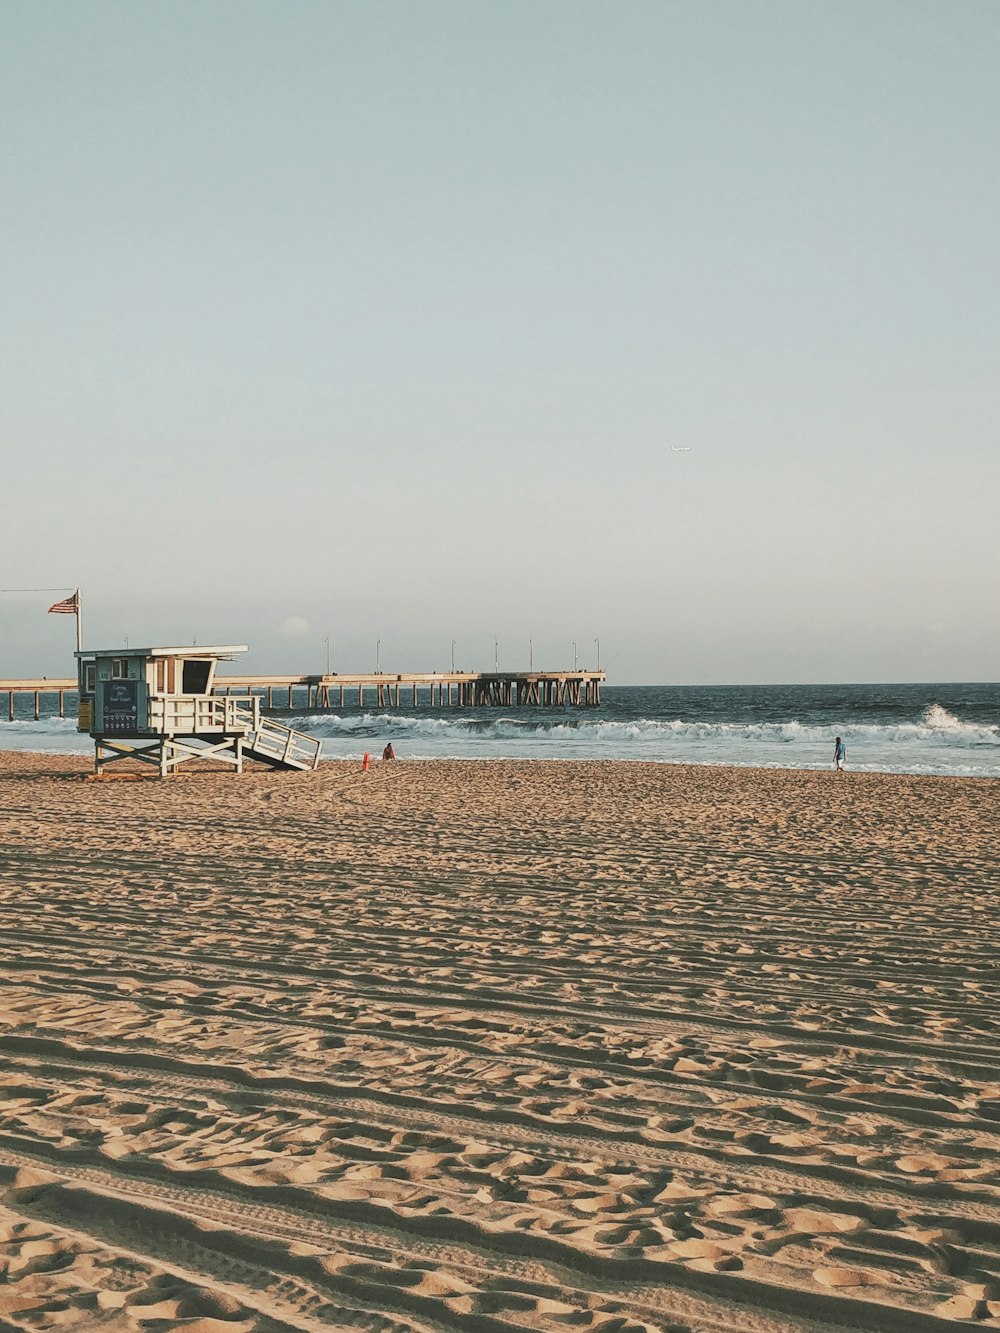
[0,752,999,1332]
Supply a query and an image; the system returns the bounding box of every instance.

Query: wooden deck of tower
[3,670,605,717]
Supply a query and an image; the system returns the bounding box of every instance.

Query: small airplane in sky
[670,446,692,452]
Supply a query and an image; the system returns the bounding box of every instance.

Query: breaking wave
[2,691,997,776]
[289,710,1000,748]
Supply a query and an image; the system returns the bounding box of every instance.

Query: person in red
[382,742,395,761]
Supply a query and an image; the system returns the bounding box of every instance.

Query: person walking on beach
[382,742,395,762]
[834,736,847,773]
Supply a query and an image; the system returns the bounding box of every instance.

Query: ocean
[2,682,998,778]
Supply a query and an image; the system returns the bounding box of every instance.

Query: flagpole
[75,588,83,653]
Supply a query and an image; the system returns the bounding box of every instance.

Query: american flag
[47,592,79,615]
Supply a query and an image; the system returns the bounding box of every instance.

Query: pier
[216,672,605,709]
[2,678,77,720]
[2,670,605,720]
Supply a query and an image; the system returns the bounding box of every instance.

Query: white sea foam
[2,700,998,776]
[291,711,998,749]
[0,716,88,754]
[240,702,1000,776]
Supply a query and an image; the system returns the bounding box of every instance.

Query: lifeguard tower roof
[74,644,248,660]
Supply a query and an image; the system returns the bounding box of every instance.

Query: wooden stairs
[232,706,322,771]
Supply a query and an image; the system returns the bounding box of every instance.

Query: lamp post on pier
[376,639,381,674]
[529,638,533,671]
[494,638,499,672]
[451,640,456,672]
[595,638,600,670]
[573,641,578,672]
[324,637,330,676]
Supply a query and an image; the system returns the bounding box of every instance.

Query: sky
[1,0,998,684]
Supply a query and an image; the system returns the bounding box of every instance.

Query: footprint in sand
[895,1153,957,1174]
[705,1193,778,1218]
[814,1265,879,1288]
[783,1207,863,1235]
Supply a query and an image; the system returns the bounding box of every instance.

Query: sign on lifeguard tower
[75,645,321,778]
[103,679,141,734]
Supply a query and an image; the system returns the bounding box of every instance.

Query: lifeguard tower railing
[148,693,259,734]
[146,694,321,770]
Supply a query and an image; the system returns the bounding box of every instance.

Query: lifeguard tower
[75,645,322,777]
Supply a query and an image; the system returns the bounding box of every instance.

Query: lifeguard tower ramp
[75,645,321,778]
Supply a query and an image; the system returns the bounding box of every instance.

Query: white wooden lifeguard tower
[75,644,321,777]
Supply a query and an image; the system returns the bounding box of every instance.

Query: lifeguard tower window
[181,659,212,694]
[111,658,129,679]
[84,664,96,693]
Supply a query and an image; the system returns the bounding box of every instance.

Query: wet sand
[1,751,999,1331]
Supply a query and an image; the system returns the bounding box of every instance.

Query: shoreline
[1,746,998,783]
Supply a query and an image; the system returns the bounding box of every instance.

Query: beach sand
[1,752,999,1331]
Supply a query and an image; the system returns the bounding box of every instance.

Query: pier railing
[216,671,605,709]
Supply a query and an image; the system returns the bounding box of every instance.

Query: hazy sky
[2,1,997,683]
